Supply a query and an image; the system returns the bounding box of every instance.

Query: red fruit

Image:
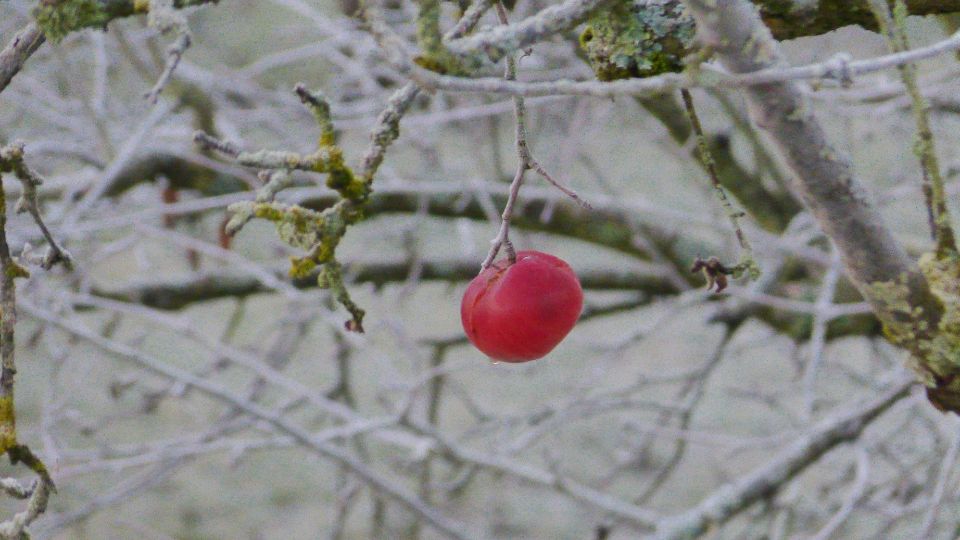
[461,250,583,362]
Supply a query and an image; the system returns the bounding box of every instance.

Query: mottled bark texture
[0,24,44,95]
[581,0,960,78]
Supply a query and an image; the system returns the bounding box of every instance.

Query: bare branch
[652,377,913,540]
[444,0,616,65]
[0,23,44,96]
[411,31,960,98]
[682,0,947,405]
[21,300,476,540]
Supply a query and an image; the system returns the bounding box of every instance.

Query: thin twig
[680,88,757,279]
[807,444,871,540]
[0,143,72,270]
[444,0,494,40]
[651,377,913,540]
[0,161,54,539]
[869,0,956,256]
[407,30,960,98]
[918,417,960,538]
[145,32,190,103]
[480,1,588,269]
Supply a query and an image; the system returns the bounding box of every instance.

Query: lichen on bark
[865,252,960,412]
[579,0,960,81]
[579,0,695,80]
[34,0,124,42]
[34,0,213,43]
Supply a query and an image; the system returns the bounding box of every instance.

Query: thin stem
[481,162,525,269]
[480,1,589,270]
[0,171,53,538]
[869,0,956,256]
[480,3,528,268]
[680,88,757,278]
[444,0,494,40]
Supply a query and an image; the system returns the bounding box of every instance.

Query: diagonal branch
[0,23,44,96]
[651,377,914,540]
[21,300,476,540]
[444,0,616,66]
[681,0,950,406]
[1,1,219,97]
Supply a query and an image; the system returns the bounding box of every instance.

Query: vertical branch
[633,329,733,505]
[415,0,463,73]
[680,89,759,280]
[360,83,421,183]
[0,175,21,453]
[411,344,449,540]
[869,0,956,257]
[0,170,54,539]
[325,330,387,537]
[480,2,529,269]
[296,84,337,147]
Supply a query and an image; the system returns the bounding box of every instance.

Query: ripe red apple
[461,250,583,362]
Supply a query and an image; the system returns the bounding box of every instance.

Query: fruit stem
[481,2,588,271]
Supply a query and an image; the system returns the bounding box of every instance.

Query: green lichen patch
[579,0,695,80]
[34,0,121,42]
[867,253,960,410]
[414,0,466,75]
[0,394,15,451]
[916,253,960,378]
[758,0,878,40]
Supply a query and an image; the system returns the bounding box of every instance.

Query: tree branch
[444,0,616,66]
[0,23,44,96]
[88,260,681,309]
[21,300,476,540]
[1,0,218,97]
[652,377,914,539]
[682,0,950,406]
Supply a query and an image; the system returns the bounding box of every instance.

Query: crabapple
[460,250,583,362]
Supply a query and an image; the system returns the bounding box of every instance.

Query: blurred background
[2,0,960,538]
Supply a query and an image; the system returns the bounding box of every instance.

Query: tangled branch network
[2,0,960,538]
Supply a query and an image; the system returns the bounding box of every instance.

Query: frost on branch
[199,83,417,332]
[580,0,695,80]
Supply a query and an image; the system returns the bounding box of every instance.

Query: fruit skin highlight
[460,250,583,362]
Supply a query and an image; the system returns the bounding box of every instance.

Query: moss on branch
[580,0,694,80]
[34,0,216,42]
[865,252,960,412]
[580,0,960,81]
